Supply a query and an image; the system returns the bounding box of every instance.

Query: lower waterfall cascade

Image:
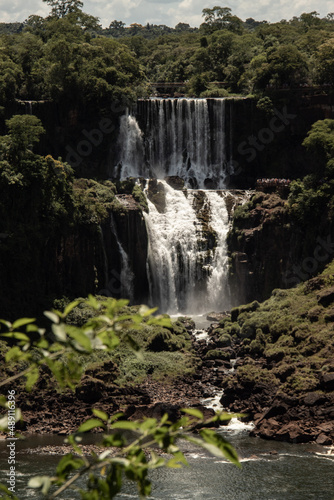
[144,180,231,314]
[113,97,249,315]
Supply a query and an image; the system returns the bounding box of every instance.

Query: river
[1,427,333,499]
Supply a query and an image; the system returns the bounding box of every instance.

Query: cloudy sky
[1,0,334,28]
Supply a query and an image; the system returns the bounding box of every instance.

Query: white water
[205,191,230,307]
[113,98,250,315]
[115,98,228,189]
[144,180,231,315]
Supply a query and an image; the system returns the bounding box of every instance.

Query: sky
[1,0,334,29]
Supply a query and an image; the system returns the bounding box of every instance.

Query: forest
[1,4,334,104]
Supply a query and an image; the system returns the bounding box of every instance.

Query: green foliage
[43,0,84,18]
[132,184,149,213]
[302,119,334,174]
[205,349,231,361]
[256,96,274,114]
[315,37,334,86]
[217,260,334,397]
[0,298,240,497]
[5,115,45,156]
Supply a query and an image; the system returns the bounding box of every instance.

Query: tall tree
[42,0,83,18]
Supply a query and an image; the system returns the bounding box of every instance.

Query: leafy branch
[0,297,241,498]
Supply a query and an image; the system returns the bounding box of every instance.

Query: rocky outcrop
[112,194,149,303]
[227,190,334,305]
[205,262,334,445]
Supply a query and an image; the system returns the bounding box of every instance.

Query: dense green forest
[1,3,334,105]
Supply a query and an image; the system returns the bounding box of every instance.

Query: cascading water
[114,98,229,189]
[113,97,243,315]
[144,180,231,314]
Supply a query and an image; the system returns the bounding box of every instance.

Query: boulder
[321,372,334,390]
[164,176,185,190]
[317,286,334,307]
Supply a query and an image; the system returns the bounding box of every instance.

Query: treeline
[116,7,334,95]
[1,3,334,106]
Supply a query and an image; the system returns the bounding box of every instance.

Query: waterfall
[115,111,145,179]
[114,98,229,189]
[205,191,230,308]
[144,180,231,314]
[109,215,134,302]
[113,98,241,314]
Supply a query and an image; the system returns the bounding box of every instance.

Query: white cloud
[1,0,333,27]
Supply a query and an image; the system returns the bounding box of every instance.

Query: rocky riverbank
[202,264,334,445]
[1,260,334,447]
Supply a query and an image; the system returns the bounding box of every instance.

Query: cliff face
[0,191,149,320]
[111,195,149,303]
[226,93,334,189]
[228,190,334,306]
[7,94,334,186]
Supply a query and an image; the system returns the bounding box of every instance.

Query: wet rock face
[146,178,166,213]
[228,192,292,305]
[112,195,149,303]
[164,175,185,190]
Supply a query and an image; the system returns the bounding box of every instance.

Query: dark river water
[1,426,333,499]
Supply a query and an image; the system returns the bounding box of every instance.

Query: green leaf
[44,310,60,324]
[5,346,23,362]
[167,451,188,468]
[35,338,49,349]
[25,366,39,391]
[28,476,52,494]
[140,418,157,431]
[12,317,35,329]
[182,408,204,420]
[199,429,241,467]
[138,305,158,317]
[52,323,67,342]
[56,453,85,478]
[67,327,92,352]
[110,420,139,430]
[85,295,101,310]
[92,409,108,421]
[77,418,104,433]
[102,433,126,448]
[108,412,124,423]
[0,319,12,329]
[1,332,30,341]
[63,300,81,317]
[213,411,244,422]
[0,483,19,498]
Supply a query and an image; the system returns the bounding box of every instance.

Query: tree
[302,119,334,177]
[3,115,45,159]
[315,37,334,86]
[108,19,126,38]
[0,297,240,498]
[267,44,308,87]
[300,11,320,30]
[42,0,83,18]
[201,6,243,34]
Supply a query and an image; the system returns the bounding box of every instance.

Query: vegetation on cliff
[208,261,334,443]
[0,114,148,319]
